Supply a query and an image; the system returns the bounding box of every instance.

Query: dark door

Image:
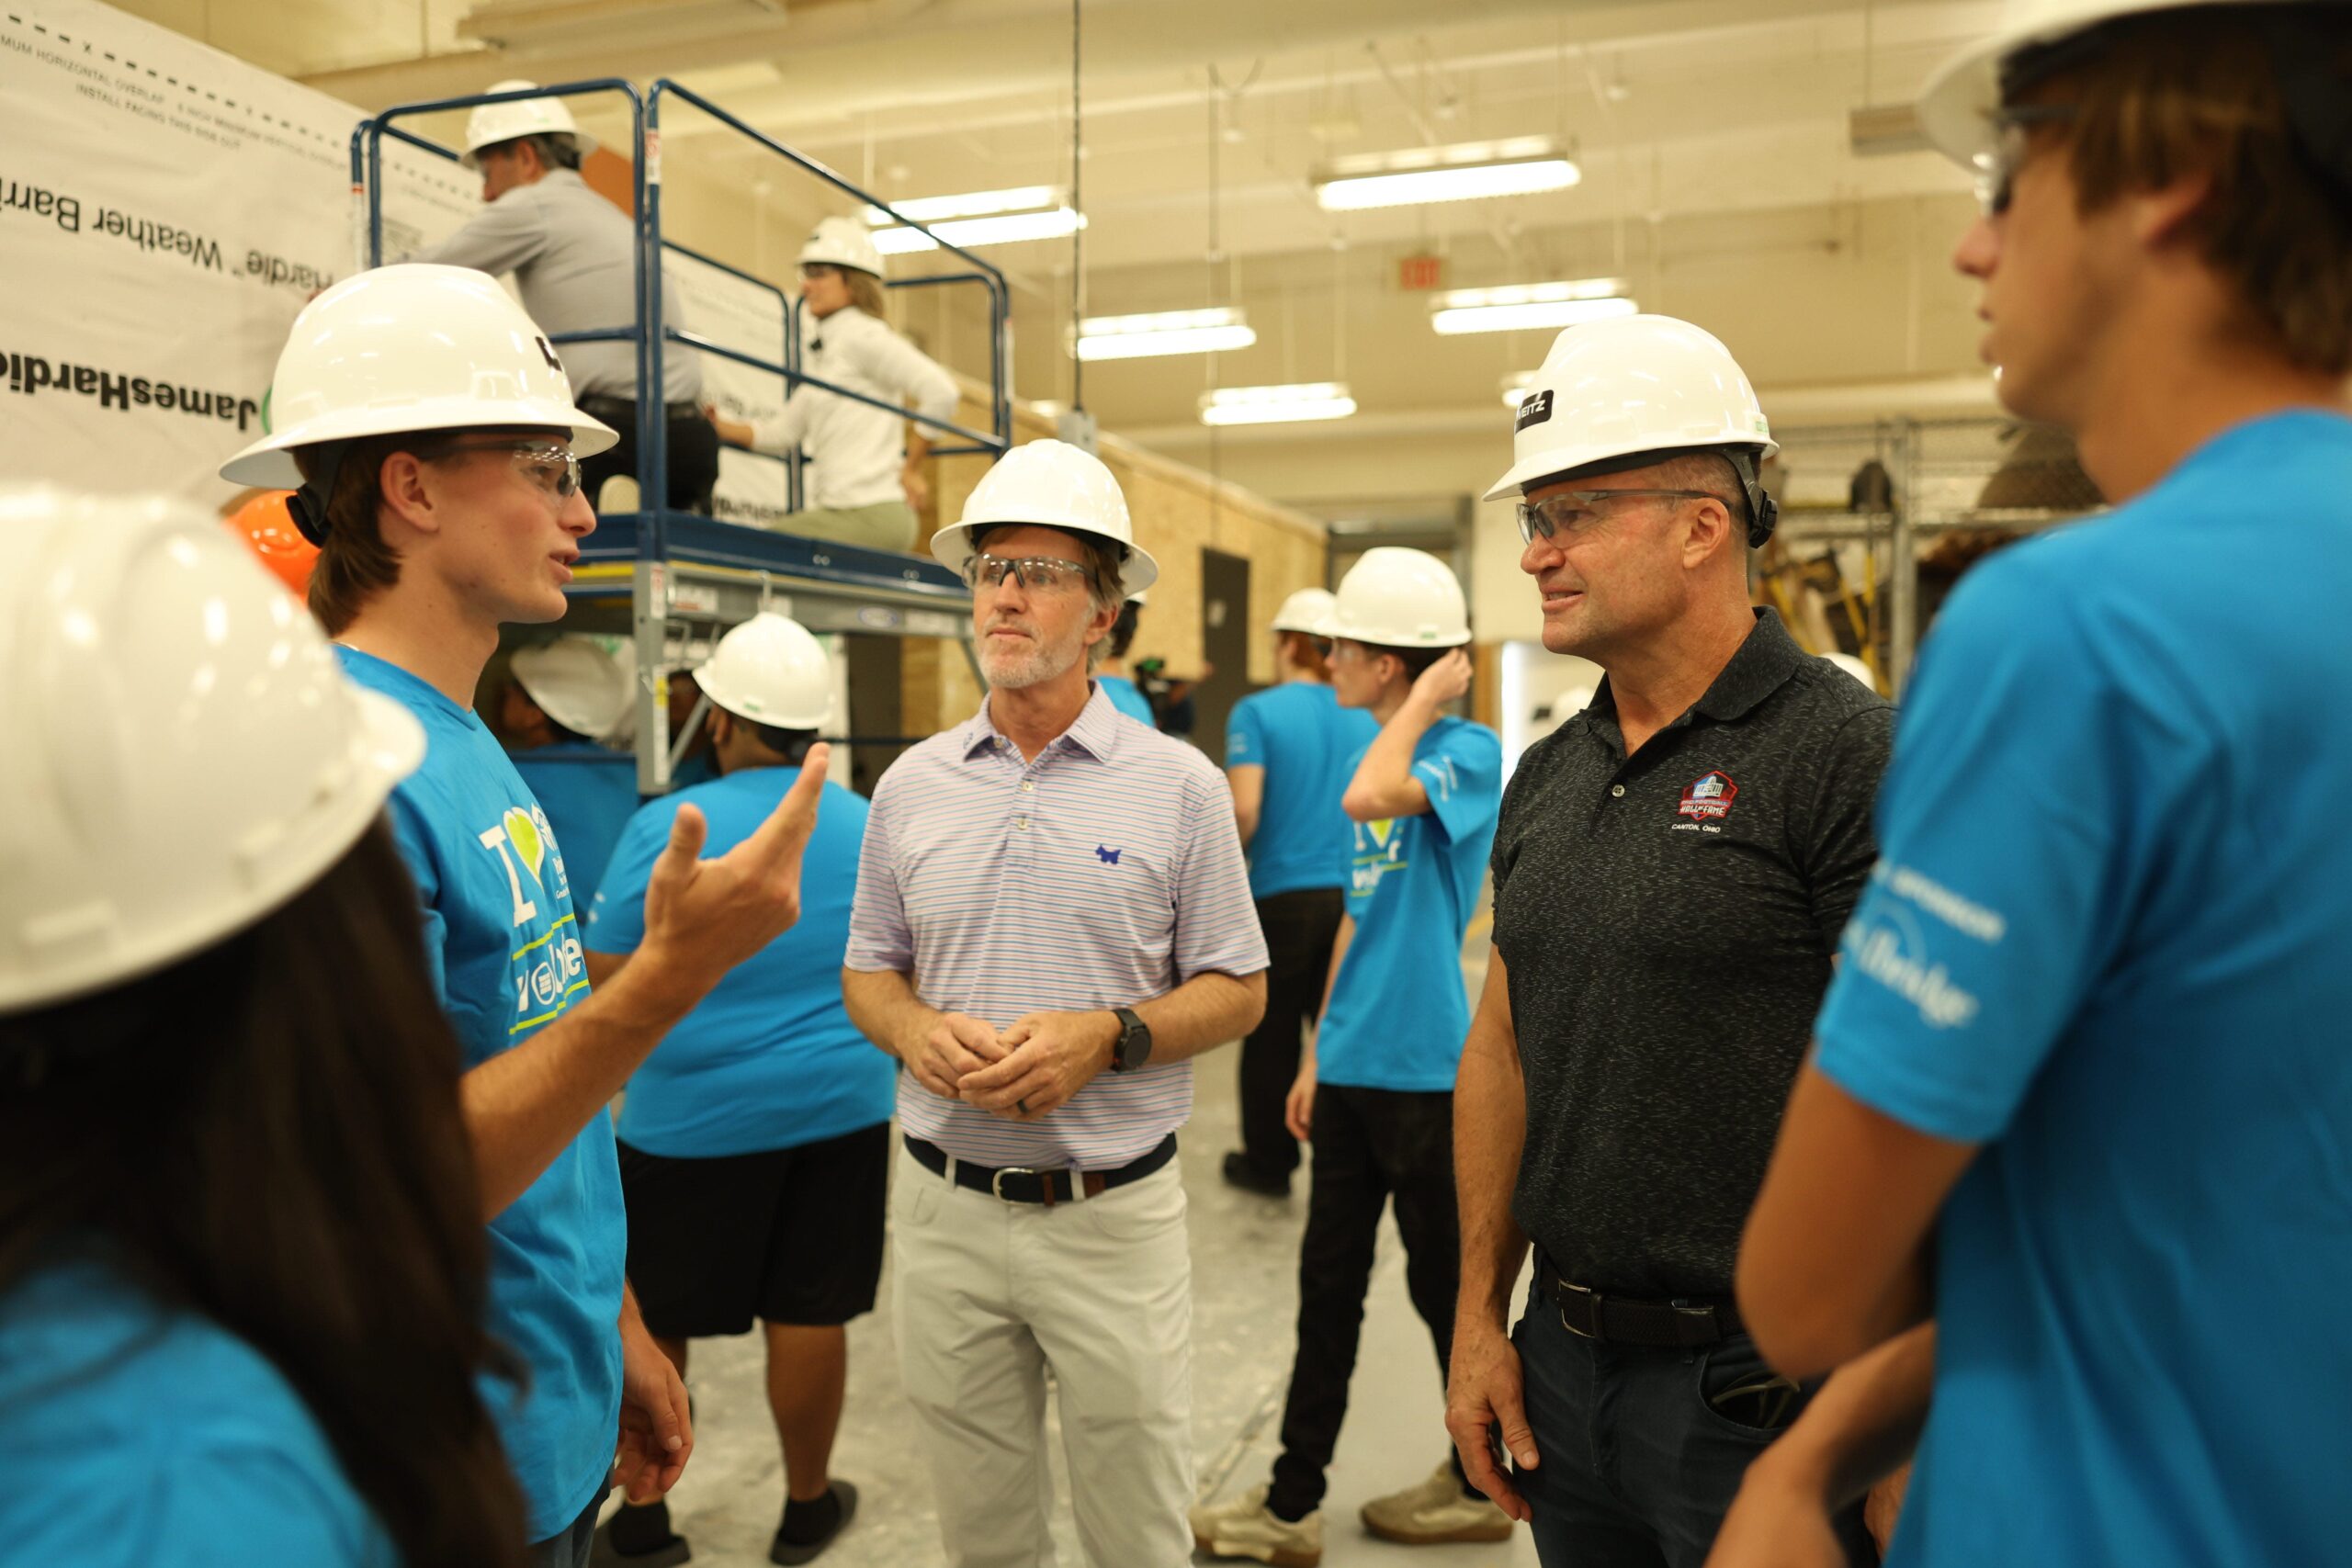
[1194,548,1251,767]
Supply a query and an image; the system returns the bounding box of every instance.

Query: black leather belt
[904,1134,1176,1207]
[1547,1271,1744,1348]
[578,394,702,422]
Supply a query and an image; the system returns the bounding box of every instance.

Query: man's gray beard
[980,627,1086,691]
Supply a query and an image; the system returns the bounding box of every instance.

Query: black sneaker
[591,1499,691,1567]
[1221,1151,1292,1198]
[770,1480,858,1565]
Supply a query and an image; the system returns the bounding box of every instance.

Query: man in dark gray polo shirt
[1442,314,1894,1568]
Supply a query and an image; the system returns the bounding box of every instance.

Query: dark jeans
[1512,1271,1877,1568]
[1235,887,1345,1180]
[526,1485,608,1568]
[579,399,720,515]
[1266,1084,1460,1519]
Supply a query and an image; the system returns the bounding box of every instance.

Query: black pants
[578,398,720,515]
[1513,1269,1878,1567]
[1267,1083,1460,1519]
[1236,887,1345,1181]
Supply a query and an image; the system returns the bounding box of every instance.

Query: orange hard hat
[225,491,318,596]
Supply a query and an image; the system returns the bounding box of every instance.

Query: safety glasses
[429,438,582,504]
[1516,488,1730,546]
[961,552,1093,595]
[1975,104,2078,218]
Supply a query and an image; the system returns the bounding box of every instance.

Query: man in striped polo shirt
[842,440,1269,1568]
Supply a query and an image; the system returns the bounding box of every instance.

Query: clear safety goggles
[961,552,1093,595]
[430,437,582,504]
[1973,104,2077,218]
[1516,488,1731,546]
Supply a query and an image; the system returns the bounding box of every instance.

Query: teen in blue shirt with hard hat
[1193,547,1507,1566]
[1730,6,2352,1567]
[503,635,640,911]
[585,613,885,1567]
[1095,589,1159,726]
[1218,587,1377,1197]
[220,264,829,1568]
[0,490,517,1567]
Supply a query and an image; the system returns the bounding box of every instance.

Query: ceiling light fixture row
[1430,276,1638,336]
[865,186,1083,254]
[1075,307,1257,362]
[1199,381,1357,427]
[1313,135,1580,211]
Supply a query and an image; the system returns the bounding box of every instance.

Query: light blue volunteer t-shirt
[1813,412,2352,1568]
[0,1253,398,1567]
[510,740,639,913]
[1096,674,1157,727]
[1227,682,1382,900]
[586,765,892,1158]
[338,648,625,1542]
[1317,716,1501,1090]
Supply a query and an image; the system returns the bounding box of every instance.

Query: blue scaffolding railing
[348,76,1012,574]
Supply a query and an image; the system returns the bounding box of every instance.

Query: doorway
[1194,548,1251,767]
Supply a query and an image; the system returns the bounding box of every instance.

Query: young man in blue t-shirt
[220,265,830,1568]
[1193,547,1507,1566]
[1727,7,2352,1567]
[1219,587,1378,1198]
[585,614,888,1567]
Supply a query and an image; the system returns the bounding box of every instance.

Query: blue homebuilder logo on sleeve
[1679,772,1738,820]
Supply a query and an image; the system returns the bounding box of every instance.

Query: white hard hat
[800,215,887,279]
[0,488,424,1012]
[1271,587,1337,635]
[1125,588,1149,607]
[1486,312,1780,544]
[1917,0,2279,167]
[933,438,1161,595]
[460,80,596,170]
[1821,651,1879,691]
[695,613,832,730]
[221,265,618,529]
[1324,547,1471,649]
[511,636,633,741]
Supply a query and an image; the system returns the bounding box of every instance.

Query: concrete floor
[621,937,1538,1568]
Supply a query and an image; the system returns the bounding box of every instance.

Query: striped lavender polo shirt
[846,682,1268,1168]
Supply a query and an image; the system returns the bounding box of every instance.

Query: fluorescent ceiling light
[871,207,1085,254]
[1076,308,1257,362]
[1430,278,1637,336]
[1315,136,1579,212]
[864,186,1060,226]
[1199,381,1357,427]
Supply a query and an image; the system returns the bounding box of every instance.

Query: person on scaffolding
[707,217,961,555]
[404,81,722,518]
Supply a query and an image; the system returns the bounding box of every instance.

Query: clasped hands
[906,1009,1120,1121]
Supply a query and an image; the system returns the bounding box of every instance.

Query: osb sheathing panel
[903,388,1330,736]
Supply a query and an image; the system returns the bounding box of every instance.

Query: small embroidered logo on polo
[1678,772,1738,821]
[1096,846,1123,864]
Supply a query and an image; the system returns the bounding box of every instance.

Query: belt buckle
[989,1166,1040,1201]
[1559,1280,1601,1339]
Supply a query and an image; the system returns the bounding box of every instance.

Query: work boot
[769,1480,858,1565]
[1220,1150,1292,1198]
[1360,1460,1515,1545]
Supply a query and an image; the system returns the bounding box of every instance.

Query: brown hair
[845,269,889,320]
[1279,629,1333,682]
[0,825,528,1566]
[2032,6,2352,373]
[295,435,415,637]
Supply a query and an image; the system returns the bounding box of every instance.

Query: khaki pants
[774,499,921,553]
[892,1146,1194,1568]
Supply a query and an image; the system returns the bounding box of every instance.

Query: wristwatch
[1109,1007,1153,1073]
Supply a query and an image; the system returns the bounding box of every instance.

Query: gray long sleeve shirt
[411,168,700,404]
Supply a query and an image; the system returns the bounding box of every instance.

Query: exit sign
[1397,254,1445,291]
